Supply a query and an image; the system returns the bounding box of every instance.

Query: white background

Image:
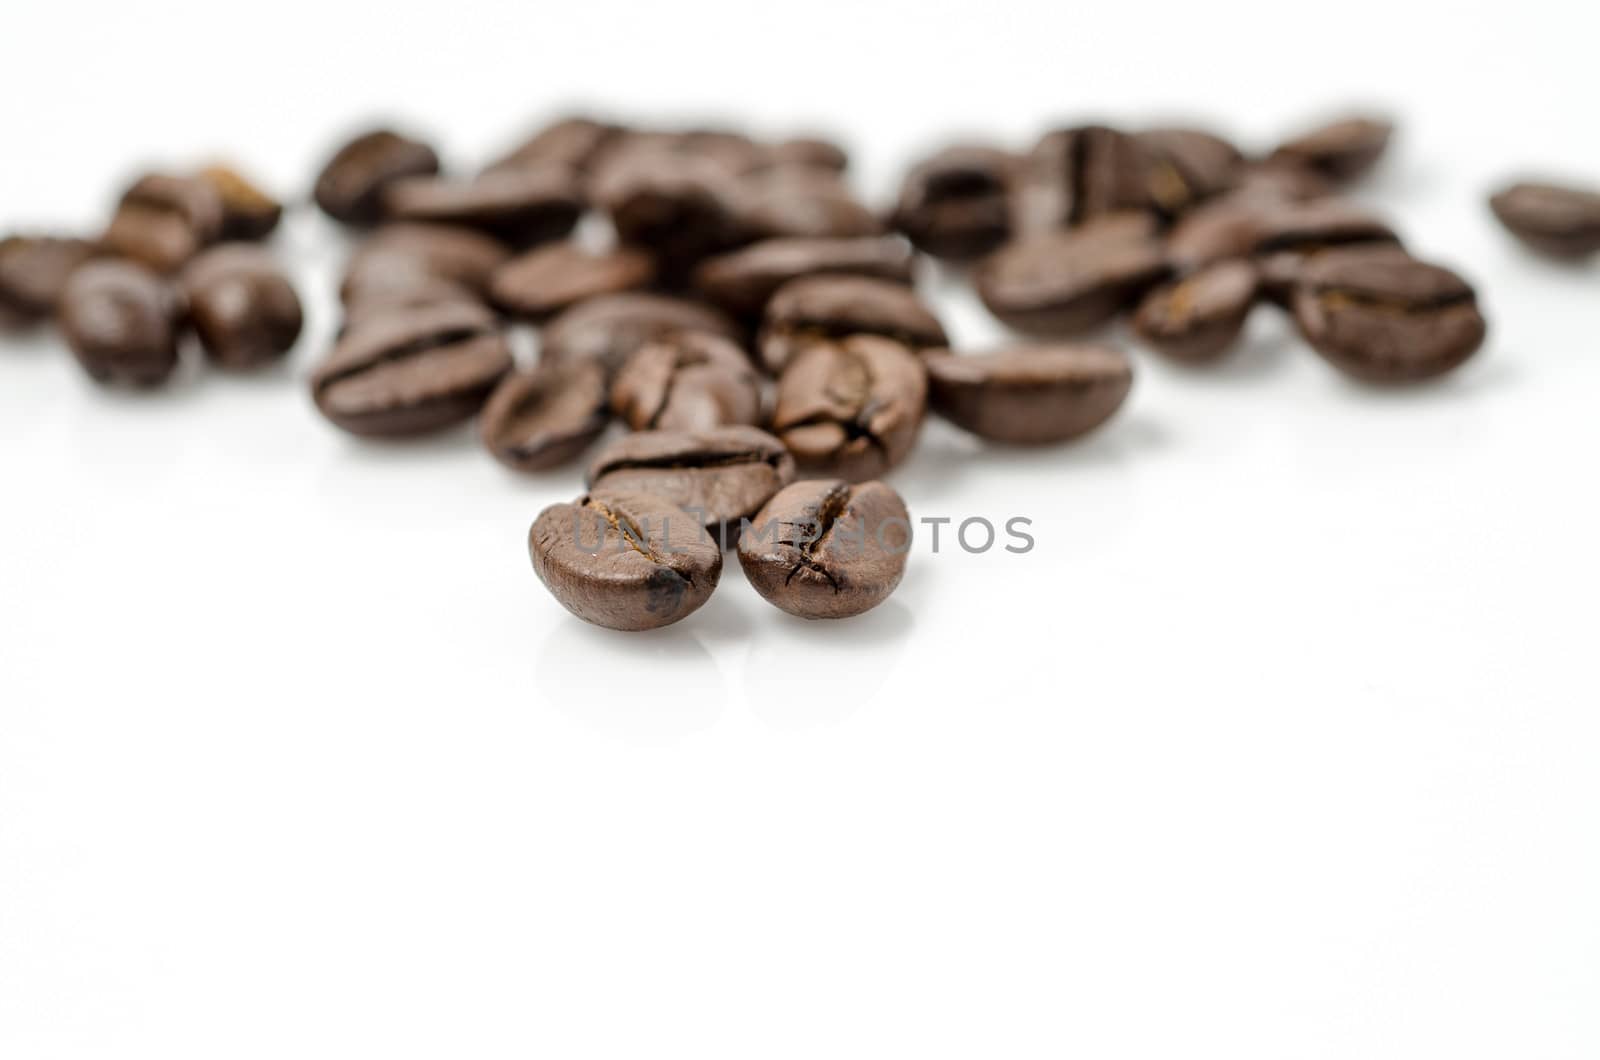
[3,1,1598,1056]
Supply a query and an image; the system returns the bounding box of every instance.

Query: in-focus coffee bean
[540,293,741,376]
[489,242,655,319]
[58,260,181,385]
[1270,116,1394,183]
[530,490,723,631]
[199,165,283,241]
[693,236,916,319]
[102,173,225,272]
[1132,259,1260,362]
[181,244,303,369]
[313,128,441,226]
[771,334,927,480]
[480,359,611,471]
[738,479,911,620]
[382,167,584,247]
[758,274,946,375]
[890,144,1017,260]
[1489,181,1600,259]
[609,331,761,431]
[0,235,100,323]
[311,301,512,436]
[923,344,1133,443]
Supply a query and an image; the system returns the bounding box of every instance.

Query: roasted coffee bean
[486,116,622,176]
[764,136,849,174]
[738,479,911,620]
[1489,181,1600,259]
[313,128,440,226]
[529,490,723,631]
[58,260,181,385]
[890,144,1017,260]
[0,235,100,322]
[1251,199,1400,302]
[1135,127,1243,217]
[975,212,1169,336]
[540,293,741,376]
[1163,195,1272,271]
[311,301,512,436]
[771,334,926,481]
[199,165,282,241]
[480,359,610,471]
[340,223,510,304]
[1291,248,1486,383]
[383,166,584,246]
[1132,260,1260,363]
[610,331,760,431]
[693,236,915,319]
[758,274,945,375]
[489,242,654,319]
[923,344,1132,444]
[1231,161,1335,203]
[102,173,224,272]
[341,276,484,333]
[591,151,750,276]
[585,425,794,546]
[1013,125,1150,232]
[738,168,882,240]
[180,245,302,369]
[1270,116,1393,183]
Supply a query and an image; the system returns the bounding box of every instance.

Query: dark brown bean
[738,169,882,241]
[1013,125,1150,232]
[540,293,741,376]
[489,242,655,319]
[758,274,945,375]
[890,144,1017,260]
[383,166,584,247]
[530,490,723,631]
[480,359,611,471]
[591,151,750,277]
[692,236,915,319]
[1251,199,1401,303]
[1270,116,1394,182]
[763,136,850,174]
[1132,260,1260,363]
[1489,181,1600,259]
[180,245,303,369]
[58,260,181,386]
[198,165,283,241]
[485,116,622,176]
[310,301,512,436]
[0,235,100,322]
[738,479,911,620]
[102,173,225,272]
[610,331,760,431]
[923,344,1132,444]
[1135,127,1243,217]
[340,223,510,305]
[313,128,440,226]
[771,334,926,481]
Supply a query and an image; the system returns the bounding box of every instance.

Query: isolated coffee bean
[313,128,440,226]
[102,173,224,272]
[1132,260,1259,363]
[1014,125,1150,232]
[771,334,926,481]
[586,425,795,545]
[486,116,622,176]
[340,223,510,304]
[198,165,282,241]
[540,293,741,376]
[480,359,610,472]
[180,245,302,369]
[1489,181,1600,259]
[975,212,1169,336]
[489,242,654,319]
[738,479,911,620]
[591,151,750,276]
[923,344,1132,444]
[311,301,512,436]
[383,166,584,246]
[0,235,100,322]
[1291,248,1486,383]
[58,260,181,386]
[610,331,760,431]
[1135,127,1243,217]
[693,236,916,319]
[738,168,882,240]
[758,274,945,375]
[890,144,1016,260]
[1270,116,1394,183]
[529,490,723,631]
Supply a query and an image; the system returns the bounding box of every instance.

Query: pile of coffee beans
[3,109,1533,632]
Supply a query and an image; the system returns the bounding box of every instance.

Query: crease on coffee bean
[319,324,489,387]
[1314,286,1475,314]
[580,496,690,582]
[781,482,852,593]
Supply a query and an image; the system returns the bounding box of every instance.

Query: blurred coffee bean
[975,212,1169,336]
[764,136,849,174]
[1251,199,1401,302]
[1014,125,1150,231]
[58,260,181,385]
[1132,260,1260,363]
[890,144,1017,261]
[480,359,611,471]
[199,165,283,241]
[339,223,510,304]
[1270,116,1394,183]
[489,242,655,319]
[1489,180,1600,259]
[485,116,622,176]
[180,244,302,369]
[739,168,882,240]
[540,293,741,376]
[102,173,224,272]
[0,235,100,323]
[1231,161,1335,203]
[1135,127,1243,216]
[591,151,751,276]
[313,128,440,226]
[609,331,760,431]
[771,334,926,481]
[758,274,945,375]
[383,166,584,246]
[311,301,512,436]
[923,344,1133,444]
[693,236,915,319]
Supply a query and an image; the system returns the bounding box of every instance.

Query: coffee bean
[890,144,1017,260]
[1250,199,1400,303]
[763,136,849,174]
[1014,125,1150,232]
[480,359,610,471]
[758,274,945,375]
[1135,127,1243,216]
[486,116,622,176]
[198,165,282,241]
[1489,181,1600,259]
[0,235,100,323]
[383,166,584,247]
[58,260,181,385]
[975,212,1169,336]
[540,293,740,376]
[923,343,1132,443]
[591,151,750,276]
[340,223,510,305]
[738,168,882,240]
[738,479,910,620]
[340,276,484,334]
[771,334,926,481]
[1231,161,1336,204]
[1270,116,1393,183]
[1291,247,1486,383]
[693,236,915,319]
[180,244,303,369]
[610,331,761,431]
[670,128,772,175]
[311,301,512,436]
[529,489,723,631]
[1132,260,1260,363]
[313,128,440,226]
[102,173,224,272]
[1163,195,1272,271]
[489,242,655,319]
